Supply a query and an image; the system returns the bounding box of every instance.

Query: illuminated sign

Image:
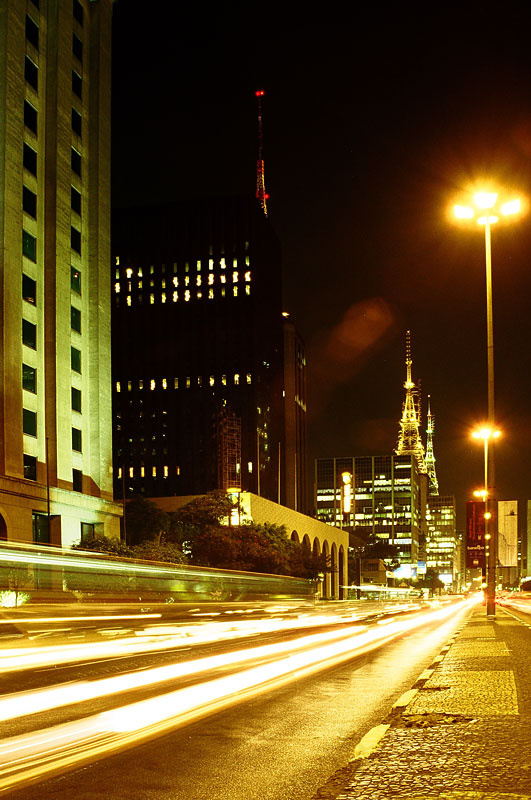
[466,501,485,569]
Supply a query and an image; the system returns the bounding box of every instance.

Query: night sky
[111,2,531,527]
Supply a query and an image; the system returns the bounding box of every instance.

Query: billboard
[466,501,485,569]
[498,500,518,567]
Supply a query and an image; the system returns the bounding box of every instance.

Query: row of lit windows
[115,256,250,278]
[117,285,251,306]
[115,271,251,291]
[117,465,178,479]
[115,373,252,392]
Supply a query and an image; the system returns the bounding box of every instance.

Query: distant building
[426,495,458,588]
[0,0,121,544]
[112,197,306,511]
[315,454,426,571]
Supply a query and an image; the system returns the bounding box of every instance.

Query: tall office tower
[315,454,424,568]
[426,495,457,588]
[112,197,306,510]
[0,0,121,545]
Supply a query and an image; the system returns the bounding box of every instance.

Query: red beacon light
[255,90,265,97]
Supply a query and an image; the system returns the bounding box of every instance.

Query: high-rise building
[112,197,306,510]
[0,0,121,545]
[315,454,425,569]
[426,494,457,588]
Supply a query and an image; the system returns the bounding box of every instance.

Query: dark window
[24,56,38,90]
[22,274,37,304]
[22,230,37,262]
[72,108,82,137]
[30,0,40,8]
[23,454,37,481]
[72,427,82,452]
[23,408,37,437]
[22,319,36,349]
[71,226,81,254]
[23,186,37,218]
[33,513,50,546]
[71,346,81,373]
[72,70,82,99]
[73,33,83,61]
[73,468,83,492]
[71,266,81,294]
[71,186,81,214]
[73,0,83,26]
[71,305,81,332]
[23,364,37,393]
[23,143,37,176]
[24,101,37,134]
[25,15,39,49]
[71,386,82,412]
[81,523,96,543]
[71,148,81,176]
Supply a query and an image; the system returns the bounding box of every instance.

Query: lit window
[162,378,167,389]
[245,256,250,266]
[173,276,178,287]
[116,381,121,392]
[233,271,238,282]
[129,467,134,478]
[246,373,252,384]
[245,271,251,281]
[245,285,251,295]
[126,295,131,306]
[209,289,214,299]
[115,257,120,266]
[208,259,214,270]
[185,276,190,286]
[220,274,226,284]
[233,286,238,296]
[164,466,169,477]
[197,376,202,387]
[248,462,253,472]
[208,274,214,285]
[152,466,156,477]
[126,268,133,278]
[196,275,201,286]
[186,377,191,388]
[222,375,227,385]
[150,379,156,390]
[220,258,226,269]
[176,466,181,475]
[185,262,189,273]
[161,279,166,288]
[196,260,201,270]
[174,378,179,389]
[173,291,178,302]
[127,380,132,391]
[161,293,166,303]
[209,376,215,386]
[185,290,190,302]
[221,288,226,297]
[138,280,142,288]
[150,265,154,274]
[233,258,238,268]
[197,291,202,299]
[234,374,240,385]
[117,467,122,479]
[150,294,154,304]
[173,262,177,273]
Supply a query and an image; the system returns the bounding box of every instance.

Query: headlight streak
[0,614,162,625]
[0,599,476,792]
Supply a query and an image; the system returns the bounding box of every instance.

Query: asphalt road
[10,605,471,800]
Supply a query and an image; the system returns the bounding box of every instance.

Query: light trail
[0,614,162,625]
[0,597,477,793]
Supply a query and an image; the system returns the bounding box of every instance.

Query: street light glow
[501,198,521,216]
[472,427,501,441]
[474,191,498,209]
[454,204,474,219]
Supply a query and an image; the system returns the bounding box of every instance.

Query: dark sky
[111,1,531,527]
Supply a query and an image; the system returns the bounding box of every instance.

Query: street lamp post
[472,427,501,613]
[454,190,522,617]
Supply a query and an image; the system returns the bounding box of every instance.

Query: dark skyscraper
[112,196,306,509]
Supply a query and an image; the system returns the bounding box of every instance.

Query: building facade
[112,197,307,511]
[426,494,458,588]
[0,0,121,545]
[315,454,426,570]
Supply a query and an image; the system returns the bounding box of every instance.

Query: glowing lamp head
[454,204,474,219]
[472,427,501,441]
[501,198,521,216]
[474,191,497,209]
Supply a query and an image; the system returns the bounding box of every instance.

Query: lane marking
[351,724,390,760]
[393,688,418,708]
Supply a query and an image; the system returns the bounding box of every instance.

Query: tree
[361,535,400,572]
[419,568,445,597]
[125,497,170,545]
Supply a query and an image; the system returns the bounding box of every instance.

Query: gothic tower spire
[395,331,427,474]
[425,395,439,495]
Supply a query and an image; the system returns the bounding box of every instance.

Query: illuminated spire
[255,90,268,216]
[395,331,427,473]
[425,395,439,495]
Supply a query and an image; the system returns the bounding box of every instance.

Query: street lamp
[471,426,501,614]
[454,188,523,617]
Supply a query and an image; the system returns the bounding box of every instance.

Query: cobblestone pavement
[313,605,531,800]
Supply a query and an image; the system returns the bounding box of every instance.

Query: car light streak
[0,598,476,792]
[0,614,162,625]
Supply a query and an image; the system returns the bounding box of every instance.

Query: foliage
[125,496,170,545]
[418,568,445,596]
[7,564,31,607]
[360,536,400,572]
[131,540,186,565]
[73,534,132,557]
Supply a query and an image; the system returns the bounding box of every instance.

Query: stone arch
[330,542,338,599]
[301,533,311,554]
[312,537,321,557]
[338,544,346,599]
[291,530,300,544]
[0,513,6,541]
[321,540,330,598]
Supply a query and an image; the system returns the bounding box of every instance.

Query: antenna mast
[255,90,268,216]
[425,395,439,495]
[395,331,427,474]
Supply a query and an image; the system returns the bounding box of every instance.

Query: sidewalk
[315,603,531,799]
